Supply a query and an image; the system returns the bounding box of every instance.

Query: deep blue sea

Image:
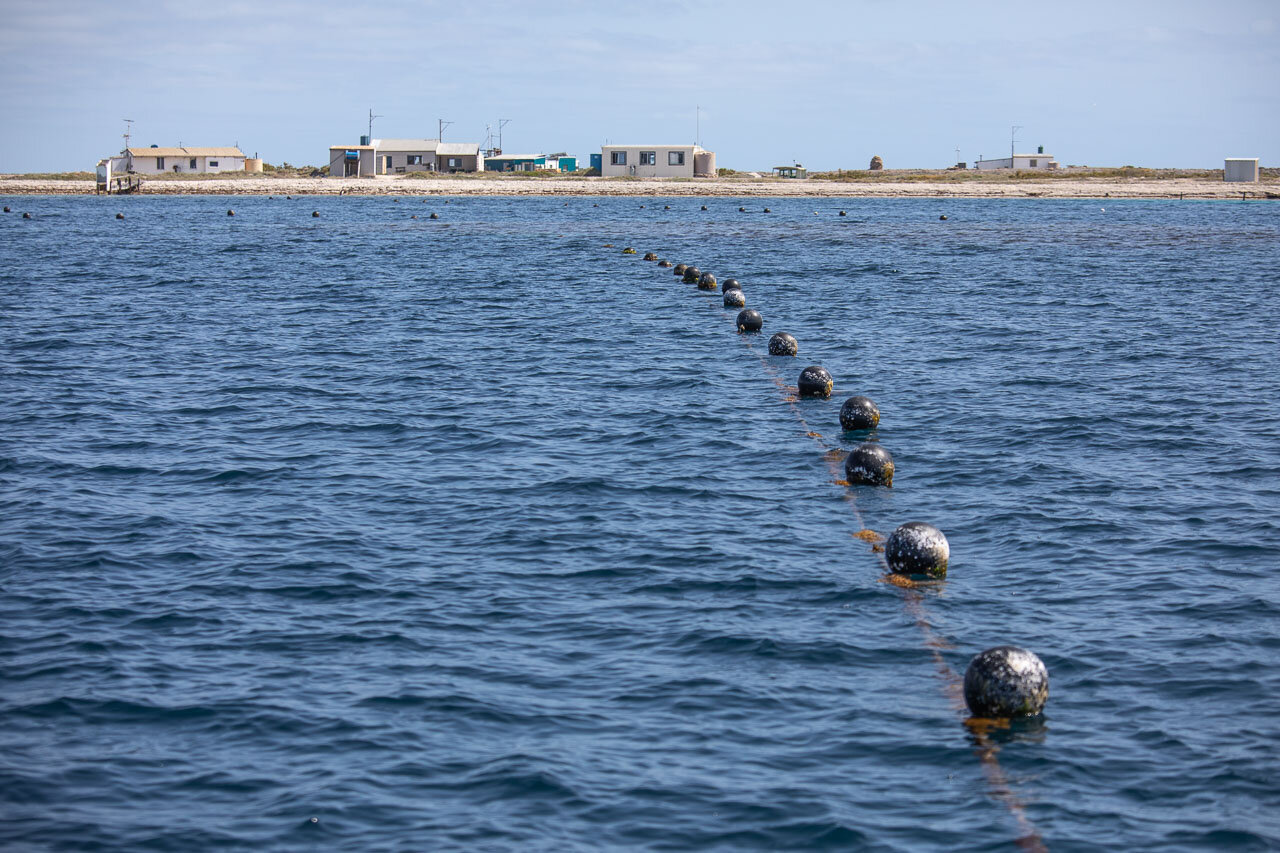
[2,194,1278,851]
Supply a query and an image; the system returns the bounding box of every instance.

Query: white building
[1224,158,1259,182]
[601,144,716,178]
[974,151,1058,171]
[328,138,483,177]
[120,146,246,175]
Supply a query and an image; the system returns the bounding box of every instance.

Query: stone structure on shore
[869,155,884,171]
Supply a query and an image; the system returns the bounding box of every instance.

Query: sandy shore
[1,174,1276,200]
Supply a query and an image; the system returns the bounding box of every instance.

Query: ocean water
[1,194,1278,851]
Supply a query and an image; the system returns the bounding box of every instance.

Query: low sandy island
[2,173,1276,200]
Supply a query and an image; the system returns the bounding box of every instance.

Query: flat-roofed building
[601,144,716,178]
[975,150,1058,170]
[328,138,484,176]
[123,146,246,174]
[1224,158,1260,182]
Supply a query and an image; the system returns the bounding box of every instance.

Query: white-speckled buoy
[844,442,893,486]
[797,365,833,398]
[963,646,1049,718]
[884,522,949,578]
[839,396,880,431]
[723,289,746,308]
[767,332,798,356]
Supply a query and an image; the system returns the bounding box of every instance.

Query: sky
[0,0,1276,172]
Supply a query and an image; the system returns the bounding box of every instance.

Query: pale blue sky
[1,0,1275,172]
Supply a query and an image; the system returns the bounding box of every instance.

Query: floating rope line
[695,275,1049,851]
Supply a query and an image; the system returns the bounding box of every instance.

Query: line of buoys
[623,232,1050,726]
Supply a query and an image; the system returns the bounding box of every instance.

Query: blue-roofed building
[484,153,578,173]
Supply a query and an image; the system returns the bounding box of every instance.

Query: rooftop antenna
[1011,124,1023,164]
[498,118,510,153]
[955,145,961,164]
[438,118,453,142]
[368,108,383,142]
[122,118,134,151]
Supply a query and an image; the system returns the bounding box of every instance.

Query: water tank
[1038,145,1044,154]
[244,158,263,173]
[360,135,370,146]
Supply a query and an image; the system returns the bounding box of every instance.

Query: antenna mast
[498,118,510,153]
[438,118,453,142]
[368,108,383,142]
[696,105,700,147]
[1011,124,1023,166]
[122,118,134,151]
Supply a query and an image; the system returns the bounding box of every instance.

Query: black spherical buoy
[227,209,235,216]
[115,212,124,220]
[768,332,798,356]
[673,263,687,276]
[622,247,638,254]
[763,207,771,213]
[429,212,439,220]
[722,278,740,291]
[22,212,31,219]
[682,266,701,283]
[643,252,658,261]
[964,646,1049,718]
[885,522,949,578]
[736,309,763,333]
[839,396,880,431]
[701,205,708,211]
[312,211,320,217]
[664,205,671,210]
[723,289,746,308]
[797,365,833,398]
[658,259,673,267]
[697,272,717,290]
[3,206,10,213]
[738,206,747,212]
[940,214,948,220]
[843,442,894,486]
[839,210,846,217]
